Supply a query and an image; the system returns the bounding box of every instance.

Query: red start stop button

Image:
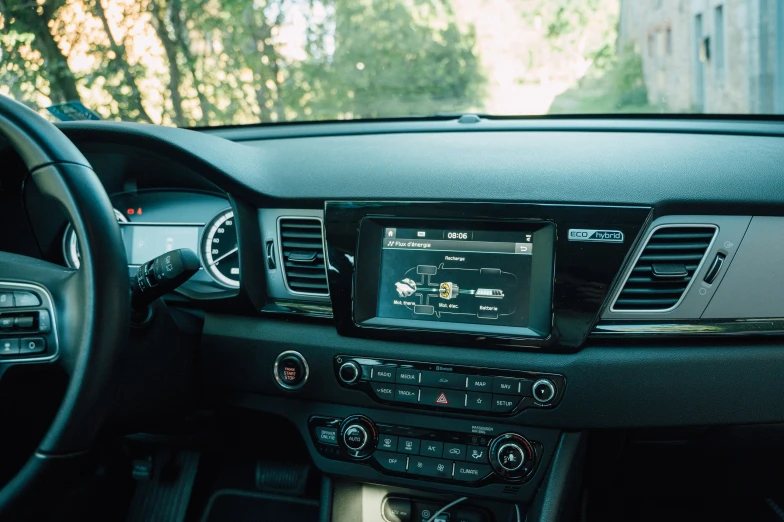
[274,351,309,390]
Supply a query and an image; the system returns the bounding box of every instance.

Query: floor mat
[201,489,319,522]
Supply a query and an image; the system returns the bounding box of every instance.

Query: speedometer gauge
[201,209,240,288]
[63,208,127,269]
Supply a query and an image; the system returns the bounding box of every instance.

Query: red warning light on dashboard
[127,208,134,215]
[435,392,449,405]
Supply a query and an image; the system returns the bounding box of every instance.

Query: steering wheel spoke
[0,252,81,376]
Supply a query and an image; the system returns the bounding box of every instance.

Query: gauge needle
[210,246,238,265]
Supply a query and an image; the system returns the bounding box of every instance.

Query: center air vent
[612,225,717,312]
[279,217,329,296]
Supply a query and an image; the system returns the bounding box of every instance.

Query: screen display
[121,225,201,265]
[376,227,535,328]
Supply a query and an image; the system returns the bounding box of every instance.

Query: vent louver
[279,217,329,295]
[612,225,717,311]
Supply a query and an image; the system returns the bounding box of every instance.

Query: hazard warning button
[419,388,467,409]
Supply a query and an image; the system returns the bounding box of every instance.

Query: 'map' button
[466,376,492,391]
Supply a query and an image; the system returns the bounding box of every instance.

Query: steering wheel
[0,96,129,518]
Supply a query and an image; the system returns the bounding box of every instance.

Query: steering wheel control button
[19,338,45,355]
[395,368,420,384]
[0,339,20,356]
[371,365,397,382]
[453,462,491,482]
[0,316,14,329]
[274,351,309,390]
[13,291,40,308]
[497,443,525,471]
[37,311,51,333]
[0,292,13,308]
[316,427,338,446]
[532,379,556,403]
[15,315,35,329]
[338,361,361,384]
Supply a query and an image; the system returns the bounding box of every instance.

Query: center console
[324,201,651,350]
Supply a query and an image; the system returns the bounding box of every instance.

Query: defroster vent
[612,225,717,311]
[279,217,329,295]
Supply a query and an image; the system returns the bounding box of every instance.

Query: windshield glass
[2,1,782,126]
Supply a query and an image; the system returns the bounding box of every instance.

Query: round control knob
[532,378,556,403]
[338,361,361,385]
[339,415,378,459]
[489,433,535,481]
[497,443,526,472]
[274,350,309,390]
[343,425,368,450]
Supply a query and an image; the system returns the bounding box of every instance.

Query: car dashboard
[2,116,784,517]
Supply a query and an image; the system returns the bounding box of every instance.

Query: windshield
[1,0,782,126]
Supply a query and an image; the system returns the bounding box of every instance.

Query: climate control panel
[334,356,565,416]
[309,415,541,486]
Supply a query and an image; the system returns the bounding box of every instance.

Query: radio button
[491,395,520,413]
[371,383,395,401]
[466,376,492,391]
[420,388,465,409]
[396,368,420,384]
[394,385,420,404]
[420,371,467,390]
[466,392,492,412]
[371,365,397,382]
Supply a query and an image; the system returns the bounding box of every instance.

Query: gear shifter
[131,248,201,315]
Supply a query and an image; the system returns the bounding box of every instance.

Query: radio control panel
[334,356,565,416]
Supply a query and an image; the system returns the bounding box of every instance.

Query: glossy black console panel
[324,201,651,350]
[333,356,565,416]
[309,415,542,487]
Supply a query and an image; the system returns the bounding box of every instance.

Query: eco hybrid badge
[568,229,624,243]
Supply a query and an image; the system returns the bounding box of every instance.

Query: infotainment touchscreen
[377,228,534,328]
[353,219,554,338]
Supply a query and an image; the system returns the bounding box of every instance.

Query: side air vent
[279,217,329,296]
[612,225,717,312]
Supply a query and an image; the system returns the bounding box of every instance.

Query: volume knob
[338,361,361,384]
